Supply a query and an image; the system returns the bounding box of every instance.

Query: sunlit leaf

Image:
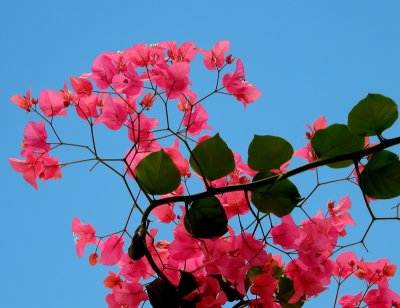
[251,172,302,217]
[189,134,235,181]
[311,124,364,168]
[348,93,398,136]
[359,150,400,199]
[248,135,293,171]
[135,150,181,195]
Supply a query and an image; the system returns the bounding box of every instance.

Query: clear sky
[1,1,400,307]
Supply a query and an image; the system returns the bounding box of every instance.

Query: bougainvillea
[10,40,400,307]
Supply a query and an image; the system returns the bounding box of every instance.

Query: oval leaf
[189,134,235,181]
[359,150,400,199]
[128,234,146,261]
[248,135,293,171]
[184,196,228,238]
[251,172,302,217]
[348,93,398,136]
[135,150,181,195]
[311,124,364,168]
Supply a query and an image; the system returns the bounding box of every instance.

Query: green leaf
[277,277,305,307]
[146,278,179,308]
[135,150,181,195]
[211,274,244,302]
[128,233,146,261]
[189,134,235,181]
[178,271,199,308]
[348,93,398,136]
[184,196,228,238]
[311,124,364,168]
[359,150,400,199]
[248,135,293,171]
[251,172,302,217]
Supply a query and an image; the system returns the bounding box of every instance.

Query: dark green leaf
[359,150,400,199]
[211,274,244,302]
[135,150,181,195]
[178,271,199,308]
[189,133,235,181]
[146,278,179,308]
[184,196,228,238]
[251,172,302,217]
[248,135,293,171]
[311,124,364,168]
[277,277,305,308]
[348,93,398,136]
[128,233,146,261]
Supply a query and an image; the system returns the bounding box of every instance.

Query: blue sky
[1,1,400,307]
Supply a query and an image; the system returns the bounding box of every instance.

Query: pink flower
[271,215,300,250]
[364,283,400,308]
[222,59,262,107]
[152,62,191,99]
[90,52,118,89]
[334,251,358,278]
[111,63,143,96]
[294,116,327,163]
[167,41,196,63]
[71,217,97,258]
[183,276,228,307]
[99,234,124,265]
[70,76,93,97]
[39,89,67,117]
[111,281,148,308]
[250,273,279,306]
[103,271,123,289]
[197,40,230,70]
[9,153,43,189]
[74,94,99,120]
[11,89,36,111]
[338,292,362,307]
[164,139,190,177]
[94,95,128,130]
[328,196,356,235]
[182,103,212,135]
[21,121,50,156]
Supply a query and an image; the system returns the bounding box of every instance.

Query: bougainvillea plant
[10,40,400,307]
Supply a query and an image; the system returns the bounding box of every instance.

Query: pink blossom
[11,89,35,111]
[250,273,279,306]
[94,95,128,130]
[99,234,124,265]
[90,52,118,89]
[328,196,356,235]
[167,41,196,63]
[183,276,228,307]
[338,292,362,308]
[364,284,400,308]
[118,253,150,282]
[70,76,93,97]
[9,153,43,189]
[39,89,67,117]
[222,59,262,107]
[271,215,300,250]
[74,94,99,120]
[164,139,190,177]
[111,62,143,96]
[111,281,148,308]
[197,40,230,70]
[152,62,191,99]
[183,103,212,135]
[21,121,50,156]
[71,217,97,258]
[333,251,358,278]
